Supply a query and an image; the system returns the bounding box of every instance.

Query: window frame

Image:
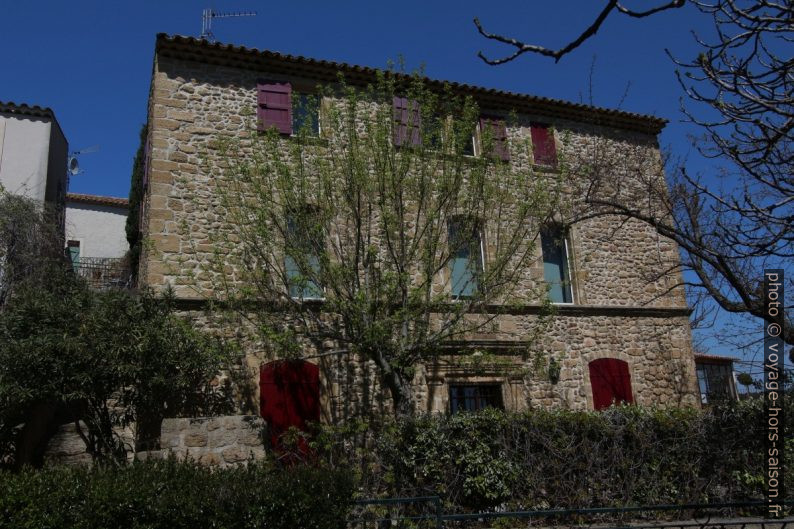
[291,92,321,137]
[540,224,574,305]
[447,216,486,300]
[448,383,505,414]
[284,207,325,301]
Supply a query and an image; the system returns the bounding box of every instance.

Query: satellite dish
[68,156,80,175]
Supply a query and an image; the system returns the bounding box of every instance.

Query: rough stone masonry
[138,34,699,427]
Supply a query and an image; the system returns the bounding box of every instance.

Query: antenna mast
[201,8,256,43]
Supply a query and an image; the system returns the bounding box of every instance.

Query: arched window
[259,360,320,448]
[588,358,633,410]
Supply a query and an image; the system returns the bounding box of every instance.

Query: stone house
[139,34,699,431]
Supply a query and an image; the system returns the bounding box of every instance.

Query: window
[478,116,510,161]
[285,209,324,300]
[448,217,483,298]
[696,362,735,404]
[393,96,421,147]
[257,80,292,134]
[531,123,557,167]
[449,384,504,413]
[540,225,573,303]
[292,93,320,136]
[588,358,633,410]
[66,240,80,270]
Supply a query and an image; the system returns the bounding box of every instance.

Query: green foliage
[0,459,354,529]
[126,123,148,284]
[207,71,565,414]
[320,398,792,512]
[0,271,236,466]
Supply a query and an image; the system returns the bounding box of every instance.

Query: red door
[260,360,320,448]
[588,358,633,410]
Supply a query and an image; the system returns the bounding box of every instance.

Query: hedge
[0,459,354,529]
[318,397,793,512]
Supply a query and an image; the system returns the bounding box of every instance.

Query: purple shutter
[257,81,292,134]
[393,96,421,146]
[479,117,510,161]
[531,123,557,167]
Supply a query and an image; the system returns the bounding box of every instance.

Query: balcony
[72,257,131,290]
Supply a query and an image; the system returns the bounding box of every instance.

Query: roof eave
[154,34,667,136]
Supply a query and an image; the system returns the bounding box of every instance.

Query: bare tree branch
[474,0,685,65]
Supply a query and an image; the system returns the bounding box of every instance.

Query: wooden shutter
[257,80,292,134]
[589,358,633,410]
[393,96,421,146]
[260,360,320,450]
[531,123,557,167]
[479,117,510,161]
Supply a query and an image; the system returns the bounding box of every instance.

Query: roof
[66,192,128,208]
[155,34,667,136]
[694,353,737,364]
[0,101,57,120]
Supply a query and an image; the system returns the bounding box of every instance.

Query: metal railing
[72,257,131,290]
[350,498,793,529]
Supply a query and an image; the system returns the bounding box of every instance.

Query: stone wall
[139,39,699,417]
[43,415,267,468]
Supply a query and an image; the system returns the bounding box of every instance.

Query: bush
[0,459,354,529]
[318,398,793,512]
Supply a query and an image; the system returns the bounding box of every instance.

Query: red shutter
[260,360,320,450]
[479,117,510,161]
[589,358,633,410]
[531,123,557,167]
[257,81,292,134]
[393,96,421,146]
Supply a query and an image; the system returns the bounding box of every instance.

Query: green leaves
[0,460,354,529]
[0,278,237,466]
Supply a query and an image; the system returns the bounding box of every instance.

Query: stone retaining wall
[43,415,267,467]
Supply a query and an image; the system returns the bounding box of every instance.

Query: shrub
[0,459,354,529]
[318,397,792,512]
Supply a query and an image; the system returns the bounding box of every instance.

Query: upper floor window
[478,117,510,161]
[66,240,81,270]
[530,123,557,168]
[393,96,421,147]
[256,80,320,137]
[292,93,320,136]
[448,217,484,299]
[285,208,324,300]
[449,384,504,413]
[540,224,573,304]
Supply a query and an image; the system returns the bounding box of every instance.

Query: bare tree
[0,188,65,310]
[475,1,793,346]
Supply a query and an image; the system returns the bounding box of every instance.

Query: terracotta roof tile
[66,193,128,208]
[155,34,667,135]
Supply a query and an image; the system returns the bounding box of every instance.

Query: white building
[0,101,68,211]
[65,193,129,260]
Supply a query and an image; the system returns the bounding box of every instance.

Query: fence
[73,257,131,289]
[350,498,793,529]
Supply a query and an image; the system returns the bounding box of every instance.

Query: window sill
[288,135,328,147]
[532,163,560,173]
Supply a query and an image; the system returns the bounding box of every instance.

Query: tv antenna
[67,145,100,177]
[201,8,256,43]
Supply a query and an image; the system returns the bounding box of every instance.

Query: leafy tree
[475,1,793,347]
[126,123,148,284]
[0,266,236,467]
[202,74,563,416]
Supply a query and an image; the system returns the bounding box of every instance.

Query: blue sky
[6,1,769,369]
[2,0,711,198]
